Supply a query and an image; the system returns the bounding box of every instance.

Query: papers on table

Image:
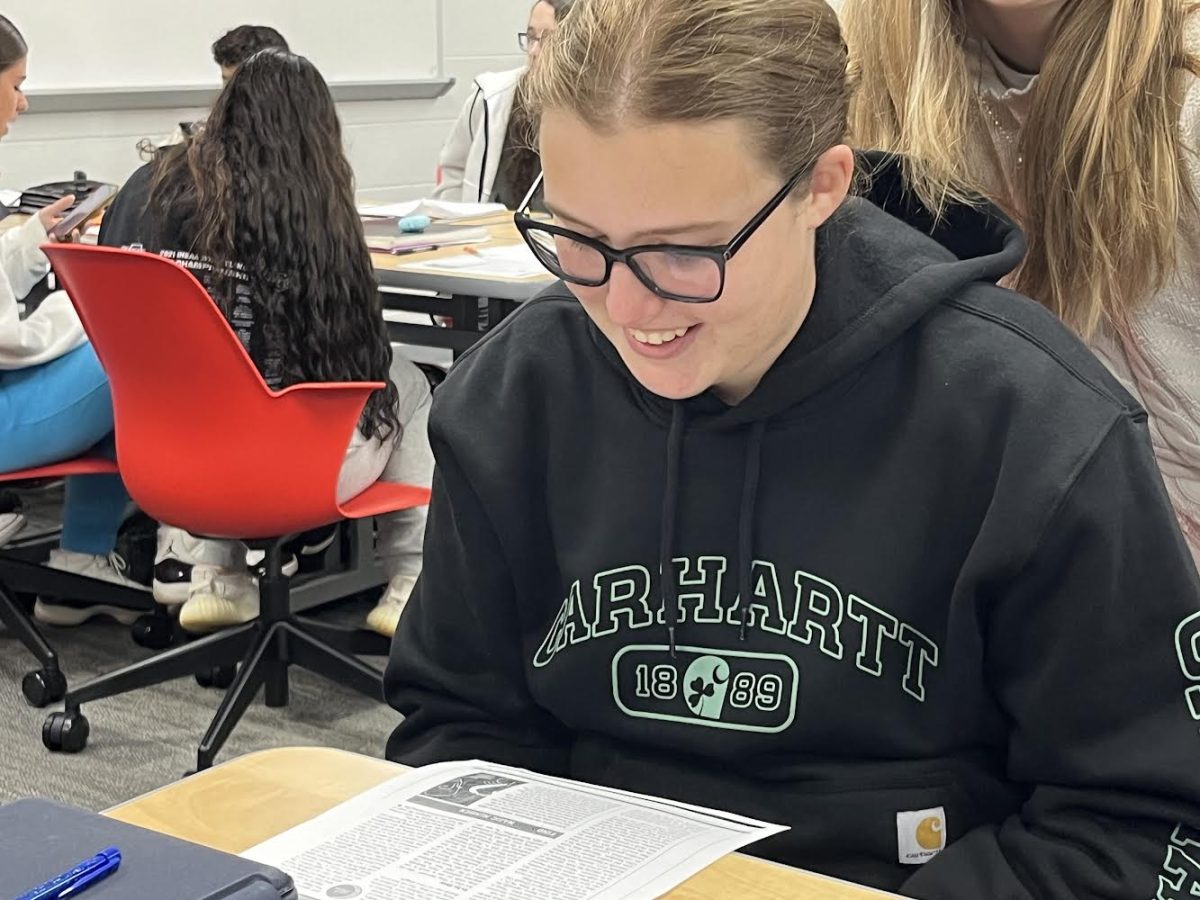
[243,759,785,900]
[364,222,491,253]
[0,189,21,208]
[400,244,550,280]
[358,199,508,222]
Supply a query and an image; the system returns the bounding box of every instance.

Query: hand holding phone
[36,194,74,236]
[47,185,117,242]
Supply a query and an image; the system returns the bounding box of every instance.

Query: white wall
[0,0,531,202]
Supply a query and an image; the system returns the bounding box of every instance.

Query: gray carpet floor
[0,594,400,812]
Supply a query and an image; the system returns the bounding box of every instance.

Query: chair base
[0,582,66,708]
[0,551,155,708]
[43,540,391,770]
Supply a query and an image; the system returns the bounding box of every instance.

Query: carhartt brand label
[897,807,946,864]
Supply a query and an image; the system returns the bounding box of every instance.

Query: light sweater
[967,33,1200,562]
[0,214,86,370]
[431,67,524,204]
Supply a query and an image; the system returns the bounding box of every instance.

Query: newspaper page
[243,759,786,900]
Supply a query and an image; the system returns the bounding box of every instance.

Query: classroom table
[105,746,903,900]
[3,209,556,356]
[371,213,556,355]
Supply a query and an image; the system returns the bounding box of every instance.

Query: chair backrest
[44,244,384,538]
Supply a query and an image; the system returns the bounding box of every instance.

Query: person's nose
[605,262,666,328]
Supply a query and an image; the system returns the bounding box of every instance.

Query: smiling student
[383,0,1200,896]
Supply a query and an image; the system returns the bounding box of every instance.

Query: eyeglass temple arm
[517,170,545,214]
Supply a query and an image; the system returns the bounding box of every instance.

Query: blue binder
[0,798,296,899]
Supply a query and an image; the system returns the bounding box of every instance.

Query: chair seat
[0,456,119,484]
[338,480,432,521]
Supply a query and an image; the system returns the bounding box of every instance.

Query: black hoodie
[384,158,1200,898]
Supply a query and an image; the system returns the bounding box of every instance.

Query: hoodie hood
[473,67,525,102]
[590,151,1026,431]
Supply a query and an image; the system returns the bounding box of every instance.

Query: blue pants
[0,344,128,555]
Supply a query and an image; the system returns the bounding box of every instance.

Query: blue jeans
[0,344,128,555]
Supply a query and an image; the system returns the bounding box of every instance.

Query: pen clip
[56,866,109,898]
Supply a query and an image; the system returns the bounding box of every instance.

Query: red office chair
[39,244,431,771]
[0,458,155,707]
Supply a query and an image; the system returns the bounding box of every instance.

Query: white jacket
[0,215,85,370]
[432,67,524,203]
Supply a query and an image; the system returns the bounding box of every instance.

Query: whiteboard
[9,0,441,91]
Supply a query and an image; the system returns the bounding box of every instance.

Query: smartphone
[48,184,117,241]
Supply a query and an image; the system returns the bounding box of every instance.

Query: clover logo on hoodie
[684,655,731,720]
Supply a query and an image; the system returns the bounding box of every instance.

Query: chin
[623,357,710,402]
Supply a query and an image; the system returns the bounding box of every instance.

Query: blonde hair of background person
[843,0,1196,337]
[383,0,1200,897]
[842,0,1200,556]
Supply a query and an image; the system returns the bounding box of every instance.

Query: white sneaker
[365,574,418,638]
[154,527,241,606]
[0,512,25,546]
[177,564,260,633]
[35,549,148,626]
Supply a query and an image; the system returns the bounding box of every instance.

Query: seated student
[164,25,290,146]
[840,0,1200,570]
[96,49,433,637]
[431,0,573,206]
[212,24,289,83]
[383,0,1200,896]
[0,14,146,622]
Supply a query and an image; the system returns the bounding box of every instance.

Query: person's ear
[802,144,854,229]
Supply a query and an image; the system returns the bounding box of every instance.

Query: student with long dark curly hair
[93,48,433,635]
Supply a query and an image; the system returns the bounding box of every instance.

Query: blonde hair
[520,0,852,182]
[843,0,1200,339]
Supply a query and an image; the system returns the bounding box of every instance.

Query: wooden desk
[371,214,555,356]
[106,746,900,900]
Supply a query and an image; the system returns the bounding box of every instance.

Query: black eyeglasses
[517,30,545,51]
[514,169,809,303]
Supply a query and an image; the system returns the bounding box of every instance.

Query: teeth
[631,327,690,346]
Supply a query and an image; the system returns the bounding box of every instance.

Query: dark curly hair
[148,49,399,441]
[212,25,289,69]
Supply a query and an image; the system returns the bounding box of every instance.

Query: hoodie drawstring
[658,406,767,654]
[659,404,686,657]
[737,421,766,641]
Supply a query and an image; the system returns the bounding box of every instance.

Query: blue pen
[15,847,121,900]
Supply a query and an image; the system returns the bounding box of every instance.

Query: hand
[37,194,75,241]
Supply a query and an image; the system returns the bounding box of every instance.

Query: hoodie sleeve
[0,213,51,298]
[903,413,1200,900]
[0,216,85,370]
[383,422,571,772]
[431,86,484,202]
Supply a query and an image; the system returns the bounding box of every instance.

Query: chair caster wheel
[43,710,89,753]
[195,665,236,689]
[131,613,174,650]
[22,667,66,708]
